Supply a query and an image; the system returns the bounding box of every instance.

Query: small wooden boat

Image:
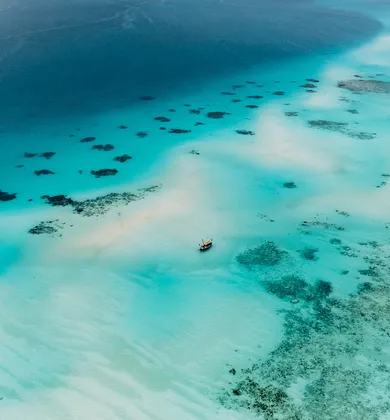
[199,239,212,252]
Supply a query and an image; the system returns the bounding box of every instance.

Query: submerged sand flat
[2,1,390,419]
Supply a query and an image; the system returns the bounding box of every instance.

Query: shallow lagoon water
[2,0,390,419]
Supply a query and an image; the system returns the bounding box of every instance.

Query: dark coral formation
[236,242,287,268]
[307,120,376,140]
[236,130,255,135]
[80,136,96,143]
[338,79,390,93]
[118,125,127,129]
[40,152,56,159]
[40,186,161,217]
[246,105,258,109]
[139,95,155,101]
[92,144,115,151]
[189,109,201,115]
[347,109,359,114]
[283,182,297,189]
[207,111,230,119]
[91,169,118,178]
[285,111,298,117]
[41,194,74,206]
[246,81,256,84]
[195,122,204,126]
[24,152,37,158]
[136,131,148,138]
[34,169,55,176]
[298,247,319,261]
[300,218,344,232]
[232,99,242,103]
[221,240,390,420]
[247,95,263,99]
[154,116,171,123]
[221,92,235,95]
[301,83,316,88]
[189,150,200,155]
[0,190,17,202]
[114,154,132,163]
[272,91,285,96]
[169,128,191,134]
[306,78,319,83]
[28,220,64,236]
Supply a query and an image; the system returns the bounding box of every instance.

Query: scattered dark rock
[118,125,127,129]
[283,182,297,189]
[246,105,258,109]
[24,153,37,158]
[233,85,244,89]
[347,109,359,114]
[189,150,200,155]
[78,170,83,174]
[154,116,171,123]
[80,137,96,143]
[139,96,155,101]
[28,199,32,202]
[169,128,191,134]
[229,368,237,375]
[136,131,148,138]
[246,81,256,84]
[168,109,176,112]
[114,154,132,163]
[340,269,349,275]
[184,104,191,107]
[330,238,342,245]
[285,112,298,117]
[195,122,204,126]
[272,91,285,96]
[0,190,17,202]
[301,83,316,88]
[306,78,319,83]
[232,99,242,103]
[91,169,118,178]
[69,134,75,137]
[34,169,55,176]
[92,144,115,151]
[189,109,201,115]
[207,111,230,119]
[247,95,263,99]
[306,89,317,93]
[15,165,24,168]
[236,130,255,135]
[221,92,235,95]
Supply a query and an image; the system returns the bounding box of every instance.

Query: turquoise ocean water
[1,0,390,418]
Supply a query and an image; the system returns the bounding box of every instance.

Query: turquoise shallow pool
[1,1,390,418]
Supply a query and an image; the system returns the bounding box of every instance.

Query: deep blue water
[0,0,381,126]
